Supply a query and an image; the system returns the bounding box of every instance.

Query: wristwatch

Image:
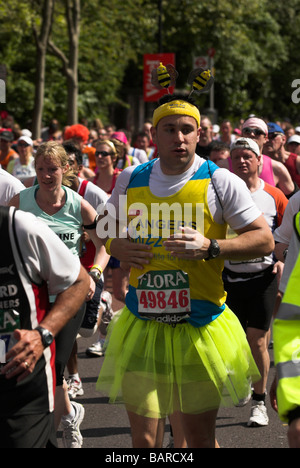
[205,239,220,261]
[89,268,102,284]
[35,326,54,348]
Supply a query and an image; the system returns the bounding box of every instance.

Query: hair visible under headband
[100,140,117,154]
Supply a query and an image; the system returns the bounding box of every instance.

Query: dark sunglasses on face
[268,132,283,140]
[242,127,266,137]
[95,150,112,158]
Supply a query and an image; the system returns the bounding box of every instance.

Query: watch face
[210,240,220,258]
[90,270,101,282]
[44,332,54,346]
[211,247,219,257]
[37,327,54,347]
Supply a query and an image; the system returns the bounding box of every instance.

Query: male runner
[0,206,89,448]
[96,95,274,448]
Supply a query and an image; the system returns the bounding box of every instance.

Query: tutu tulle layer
[96,306,260,418]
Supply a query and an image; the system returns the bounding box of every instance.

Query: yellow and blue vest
[125,159,227,327]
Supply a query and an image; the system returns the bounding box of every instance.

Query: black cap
[0,130,14,142]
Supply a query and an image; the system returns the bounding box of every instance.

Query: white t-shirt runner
[224,179,288,281]
[0,167,25,206]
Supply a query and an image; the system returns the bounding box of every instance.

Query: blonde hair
[110,138,124,158]
[94,139,116,154]
[34,141,76,187]
[94,139,118,168]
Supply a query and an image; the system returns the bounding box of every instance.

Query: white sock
[62,403,76,422]
[69,373,80,381]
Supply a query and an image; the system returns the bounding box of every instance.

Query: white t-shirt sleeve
[107,166,136,213]
[14,211,81,296]
[208,169,262,229]
[0,169,25,206]
[273,191,300,244]
[82,180,108,210]
[279,230,300,293]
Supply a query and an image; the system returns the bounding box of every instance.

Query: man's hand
[1,329,44,382]
[86,275,96,302]
[163,226,210,260]
[110,238,153,270]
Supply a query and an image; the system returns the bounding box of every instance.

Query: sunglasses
[268,132,283,140]
[242,127,266,137]
[95,150,113,158]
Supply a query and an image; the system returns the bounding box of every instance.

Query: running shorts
[224,266,277,331]
[0,411,56,448]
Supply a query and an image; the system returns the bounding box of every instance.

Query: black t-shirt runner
[0,206,55,417]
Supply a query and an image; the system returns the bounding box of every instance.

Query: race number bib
[0,309,20,362]
[136,270,191,324]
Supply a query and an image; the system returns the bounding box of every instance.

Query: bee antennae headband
[151,62,214,98]
[187,68,214,97]
[151,62,178,94]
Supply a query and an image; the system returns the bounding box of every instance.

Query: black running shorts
[224,267,277,332]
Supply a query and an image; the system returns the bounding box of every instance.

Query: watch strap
[205,239,220,261]
[35,326,54,348]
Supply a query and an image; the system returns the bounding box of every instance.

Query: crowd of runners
[0,99,300,448]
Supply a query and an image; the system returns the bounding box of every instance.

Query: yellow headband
[153,100,201,128]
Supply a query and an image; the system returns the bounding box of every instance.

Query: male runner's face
[231,148,260,181]
[151,114,200,175]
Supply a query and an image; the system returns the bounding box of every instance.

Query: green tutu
[96,306,260,419]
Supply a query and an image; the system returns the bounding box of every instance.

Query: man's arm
[1,265,90,382]
[163,215,274,261]
[272,159,295,196]
[218,214,275,260]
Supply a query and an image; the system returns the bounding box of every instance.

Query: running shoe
[247,401,269,427]
[61,401,85,448]
[85,338,106,357]
[99,290,113,335]
[67,376,84,399]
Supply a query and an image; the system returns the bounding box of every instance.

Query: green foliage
[1,0,300,128]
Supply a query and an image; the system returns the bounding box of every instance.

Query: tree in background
[48,0,80,126]
[1,0,300,134]
[32,0,55,139]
